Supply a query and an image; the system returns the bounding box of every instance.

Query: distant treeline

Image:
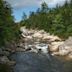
[20,0,72,39]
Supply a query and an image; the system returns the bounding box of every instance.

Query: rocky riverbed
[18,27,72,59]
[0,27,72,72]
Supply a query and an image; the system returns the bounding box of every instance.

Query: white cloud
[5,0,42,9]
[5,0,70,9]
[48,0,70,7]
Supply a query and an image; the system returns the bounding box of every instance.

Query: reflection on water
[11,52,63,72]
[54,55,72,72]
[11,52,72,72]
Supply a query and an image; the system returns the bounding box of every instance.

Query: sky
[5,0,70,22]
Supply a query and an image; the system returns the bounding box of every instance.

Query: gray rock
[0,56,10,64]
[3,51,10,56]
[0,56,16,66]
[7,61,16,66]
[58,37,72,56]
[16,48,25,52]
[0,48,3,55]
[67,52,72,59]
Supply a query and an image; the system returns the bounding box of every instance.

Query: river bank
[0,27,72,72]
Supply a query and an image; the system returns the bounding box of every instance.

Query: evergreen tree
[20,1,72,39]
[0,0,19,46]
[41,2,49,13]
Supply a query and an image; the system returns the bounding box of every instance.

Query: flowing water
[11,52,64,72]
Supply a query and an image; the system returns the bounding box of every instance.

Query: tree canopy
[21,1,72,39]
[0,0,20,47]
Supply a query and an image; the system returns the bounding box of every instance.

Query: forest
[0,0,20,47]
[21,0,72,39]
[0,0,72,47]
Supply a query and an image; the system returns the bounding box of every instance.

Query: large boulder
[59,45,71,56]
[20,27,29,36]
[51,37,72,58]
[49,41,64,52]
[43,35,61,42]
[58,37,72,56]
[51,37,72,57]
[33,32,43,39]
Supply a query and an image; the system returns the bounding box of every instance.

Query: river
[11,52,64,72]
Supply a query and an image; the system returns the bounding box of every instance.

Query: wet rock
[34,43,49,53]
[16,48,25,52]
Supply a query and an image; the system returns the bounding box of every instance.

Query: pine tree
[0,0,18,46]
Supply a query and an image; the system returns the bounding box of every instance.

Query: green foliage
[0,0,20,47]
[20,1,72,39]
[50,14,65,37]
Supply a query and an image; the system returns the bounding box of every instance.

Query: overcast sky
[5,0,70,22]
